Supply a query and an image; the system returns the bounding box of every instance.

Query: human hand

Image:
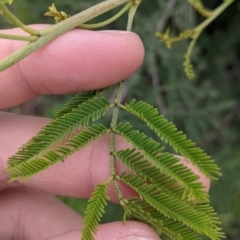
[0,26,210,240]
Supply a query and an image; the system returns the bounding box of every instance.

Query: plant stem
[184,0,234,72]
[127,0,141,31]
[0,0,130,72]
[0,32,38,41]
[110,0,142,202]
[194,0,234,33]
[79,2,132,29]
[0,3,39,36]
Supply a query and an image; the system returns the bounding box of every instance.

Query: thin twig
[0,32,38,41]
[0,2,39,35]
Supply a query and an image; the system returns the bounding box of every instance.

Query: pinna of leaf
[2,0,229,240]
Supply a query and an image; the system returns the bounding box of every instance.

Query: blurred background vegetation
[1,0,240,239]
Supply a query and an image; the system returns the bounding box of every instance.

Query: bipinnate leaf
[115,123,208,201]
[81,181,111,240]
[6,125,108,181]
[120,174,223,240]
[121,100,221,180]
[8,97,111,168]
[2,1,227,239]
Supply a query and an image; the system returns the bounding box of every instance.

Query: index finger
[0,25,144,109]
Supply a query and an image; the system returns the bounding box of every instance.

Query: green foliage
[6,124,109,181]
[114,123,208,201]
[115,148,206,201]
[122,100,221,179]
[81,181,111,240]
[1,0,239,239]
[54,90,106,118]
[120,173,223,240]
[7,95,111,167]
[127,199,203,240]
[4,89,223,239]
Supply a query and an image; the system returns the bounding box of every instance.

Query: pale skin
[0,26,210,240]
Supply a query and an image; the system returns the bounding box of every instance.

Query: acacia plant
[0,0,235,239]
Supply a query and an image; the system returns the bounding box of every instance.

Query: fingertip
[92,221,161,240]
[0,27,145,108]
[29,29,145,93]
[48,221,160,240]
